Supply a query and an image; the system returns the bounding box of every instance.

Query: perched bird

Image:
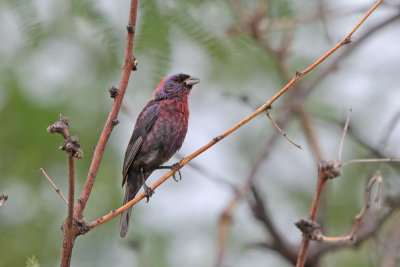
[120,73,200,237]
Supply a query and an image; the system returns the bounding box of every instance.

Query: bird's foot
[158,163,182,182]
[143,183,154,203]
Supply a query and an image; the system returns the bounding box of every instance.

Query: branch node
[126,25,135,33]
[344,37,352,44]
[61,136,84,158]
[47,115,70,138]
[108,86,119,98]
[78,197,85,203]
[318,160,341,179]
[111,119,120,127]
[213,135,223,142]
[295,219,323,241]
[295,70,302,77]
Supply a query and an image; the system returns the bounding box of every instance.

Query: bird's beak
[184,77,200,86]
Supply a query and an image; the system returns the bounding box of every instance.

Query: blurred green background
[1,0,400,266]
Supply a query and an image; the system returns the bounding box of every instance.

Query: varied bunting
[120,73,200,237]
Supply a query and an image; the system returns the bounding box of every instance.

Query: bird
[119,73,200,237]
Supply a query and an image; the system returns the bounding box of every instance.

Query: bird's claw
[143,184,154,203]
[171,163,182,182]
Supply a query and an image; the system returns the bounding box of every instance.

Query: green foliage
[5,0,43,46]
[26,255,40,267]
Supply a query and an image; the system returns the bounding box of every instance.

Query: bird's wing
[122,102,158,186]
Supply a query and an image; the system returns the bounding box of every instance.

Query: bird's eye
[173,76,180,82]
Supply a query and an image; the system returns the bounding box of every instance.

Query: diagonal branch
[40,168,68,204]
[89,0,383,234]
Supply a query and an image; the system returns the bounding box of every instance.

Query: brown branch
[74,0,139,220]
[47,115,83,267]
[250,186,298,263]
[295,164,329,267]
[40,168,68,204]
[90,0,376,231]
[380,212,400,267]
[0,194,8,207]
[67,156,75,228]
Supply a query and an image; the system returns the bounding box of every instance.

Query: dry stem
[40,168,68,204]
[266,111,302,149]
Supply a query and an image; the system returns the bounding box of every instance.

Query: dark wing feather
[122,102,158,186]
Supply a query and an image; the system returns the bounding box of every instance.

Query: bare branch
[39,168,68,204]
[341,158,400,166]
[338,108,352,162]
[266,111,302,149]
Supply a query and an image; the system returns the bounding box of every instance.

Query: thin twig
[90,0,380,231]
[266,111,302,149]
[338,108,352,162]
[341,158,400,166]
[0,194,8,207]
[39,168,68,204]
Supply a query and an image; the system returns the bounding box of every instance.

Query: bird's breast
[133,99,189,169]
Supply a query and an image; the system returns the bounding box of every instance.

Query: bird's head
[153,73,200,100]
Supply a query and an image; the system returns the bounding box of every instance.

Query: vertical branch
[74,0,139,220]
[296,167,328,267]
[67,156,75,228]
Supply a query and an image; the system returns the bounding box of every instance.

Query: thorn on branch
[126,25,135,33]
[108,86,119,98]
[111,119,120,126]
[318,161,341,179]
[295,219,323,241]
[61,136,84,158]
[343,37,352,44]
[131,56,138,71]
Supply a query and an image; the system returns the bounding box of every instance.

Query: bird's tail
[119,174,142,237]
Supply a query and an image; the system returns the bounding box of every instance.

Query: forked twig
[296,172,383,243]
[40,168,68,204]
